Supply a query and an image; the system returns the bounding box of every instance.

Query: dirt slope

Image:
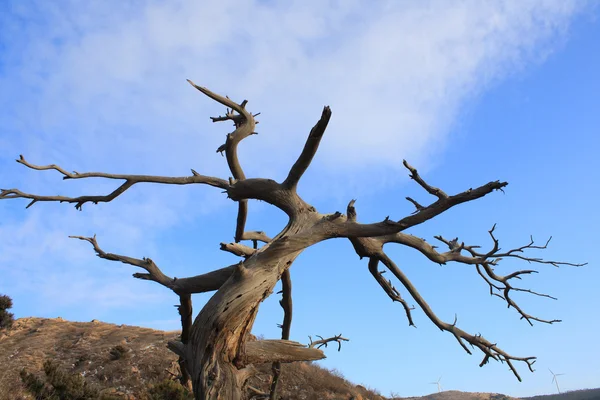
[0,317,382,399]
[1,318,596,400]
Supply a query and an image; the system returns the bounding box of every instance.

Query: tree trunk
[186,252,303,399]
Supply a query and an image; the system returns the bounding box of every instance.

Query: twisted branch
[377,252,535,381]
[187,80,258,243]
[343,195,582,381]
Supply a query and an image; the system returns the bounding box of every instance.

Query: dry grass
[0,317,181,399]
[250,361,385,400]
[0,318,382,399]
[2,318,595,400]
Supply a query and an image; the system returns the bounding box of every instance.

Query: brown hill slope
[398,393,516,400]
[523,389,600,400]
[1,318,596,400]
[0,317,384,399]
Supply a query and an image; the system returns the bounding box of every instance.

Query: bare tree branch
[283,106,332,189]
[220,242,256,258]
[69,235,234,294]
[405,196,425,213]
[240,231,272,243]
[235,201,249,244]
[278,270,293,340]
[244,340,325,364]
[187,80,253,120]
[299,177,508,247]
[308,334,349,352]
[341,200,576,380]
[187,79,258,243]
[376,252,535,381]
[176,294,193,390]
[368,257,415,326]
[1,155,227,210]
[2,82,585,397]
[69,235,176,287]
[269,269,293,400]
[402,160,448,199]
[380,225,585,325]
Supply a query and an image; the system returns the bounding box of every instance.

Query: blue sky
[0,0,599,397]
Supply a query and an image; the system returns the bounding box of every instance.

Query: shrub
[145,379,194,400]
[109,345,129,360]
[0,294,14,331]
[20,359,100,399]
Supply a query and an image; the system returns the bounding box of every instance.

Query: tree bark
[185,252,302,399]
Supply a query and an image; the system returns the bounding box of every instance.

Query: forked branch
[305,173,508,245]
[376,252,536,381]
[69,235,234,294]
[368,257,416,326]
[381,225,584,325]
[1,82,584,393]
[342,200,570,381]
[402,160,448,200]
[187,80,258,243]
[308,334,349,351]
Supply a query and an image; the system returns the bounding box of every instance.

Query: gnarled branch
[2,82,585,397]
[376,251,535,381]
[341,200,576,381]
[1,155,226,210]
[381,225,585,325]
[187,79,258,243]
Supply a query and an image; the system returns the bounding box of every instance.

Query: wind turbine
[429,376,442,393]
[549,368,565,394]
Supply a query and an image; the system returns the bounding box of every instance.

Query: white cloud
[0,0,588,311]
[0,1,584,171]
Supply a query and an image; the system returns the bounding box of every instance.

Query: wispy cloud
[0,1,584,171]
[0,0,588,314]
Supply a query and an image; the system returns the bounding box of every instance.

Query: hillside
[523,389,600,400]
[0,317,385,399]
[0,318,597,400]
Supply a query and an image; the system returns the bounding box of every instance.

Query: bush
[20,359,100,399]
[109,345,129,360]
[145,379,194,400]
[0,294,14,330]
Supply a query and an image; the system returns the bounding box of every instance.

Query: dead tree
[0,81,584,399]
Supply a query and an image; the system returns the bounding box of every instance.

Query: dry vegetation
[0,318,383,400]
[1,318,598,400]
[523,389,600,400]
[0,317,181,399]
[397,393,516,400]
